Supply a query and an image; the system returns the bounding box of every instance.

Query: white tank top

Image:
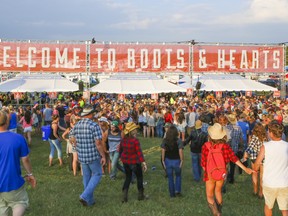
[263,140,288,188]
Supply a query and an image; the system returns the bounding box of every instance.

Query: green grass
[23,134,281,216]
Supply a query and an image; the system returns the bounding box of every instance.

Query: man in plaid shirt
[226,114,243,184]
[70,105,106,206]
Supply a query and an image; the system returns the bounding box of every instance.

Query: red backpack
[205,142,227,181]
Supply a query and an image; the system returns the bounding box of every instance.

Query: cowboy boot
[208,202,220,216]
[215,199,223,214]
[122,189,128,203]
[138,188,146,201]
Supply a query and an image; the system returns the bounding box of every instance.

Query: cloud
[213,0,288,25]
[110,18,158,30]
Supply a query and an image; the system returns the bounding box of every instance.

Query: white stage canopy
[0,74,79,92]
[90,74,186,94]
[179,74,278,91]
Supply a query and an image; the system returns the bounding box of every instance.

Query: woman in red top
[201,123,254,216]
[119,122,147,203]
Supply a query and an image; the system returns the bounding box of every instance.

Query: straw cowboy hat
[195,120,202,130]
[208,123,227,140]
[124,122,139,135]
[80,105,96,117]
[227,114,237,125]
[98,116,109,124]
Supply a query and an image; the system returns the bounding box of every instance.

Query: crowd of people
[0,91,288,215]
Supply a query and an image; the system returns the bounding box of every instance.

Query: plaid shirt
[70,118,102,164]
[201,122,209,133]
[120,137,145,164]
[226,124,243,153]
[245,135,263,160]
[201,142,238,181]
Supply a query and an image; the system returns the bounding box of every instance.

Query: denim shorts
[0,185,29,215]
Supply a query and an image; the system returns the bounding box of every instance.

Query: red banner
[216,91,222,98]
[0,42,87,72]
[193,45,284,73]
[273,91,281,98]
[89,44,189,72]
[186,88,193,96]
[118,94,125,101]
[151,93,158,100]
[48,92,57,99]
[14,92,23,99]
[245,91,252,97]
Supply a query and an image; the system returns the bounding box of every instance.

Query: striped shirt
[108,130,122,152]
[70,118,102,164]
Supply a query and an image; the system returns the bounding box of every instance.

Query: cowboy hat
[80,105,96,117]
[98,116,109,124]
[124,122,139,135]
[227,114,237,124]
[195,120,202,130]
[208,123,227,140]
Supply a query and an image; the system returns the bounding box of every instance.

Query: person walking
[161,125,184,197]
[253,121,288,216]
[70,105,106,207]
[0,110,36,216]
[120,122,147,203]
[184,120,208,182]
[107,121,125,180]
[201,123,254,216]
[242,123,267,198]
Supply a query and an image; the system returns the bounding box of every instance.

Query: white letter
[273,50,280,69]
[28,47,36,68]
[218,49,225,68]
[165,49,172,69]
[16,47,23,67]
[177,49,185,68]
[199,49,207,68]
[127,49,135,69]
[42,47,50,68]
[229,50,236,69]
[140,49,148,68]
[73,48,80,68]
[3,46,11,67]
[153,49,161,69]
[107,49,116,70]
[240,50,248,69]
[251,50,259,69]
[263,50,269,69]
[96,48,103,69]
[56,48,68,68]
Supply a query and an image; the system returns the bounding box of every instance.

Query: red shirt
[120,137,145,164]
[201,142,238,181]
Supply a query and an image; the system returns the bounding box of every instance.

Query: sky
[1,0,288,44]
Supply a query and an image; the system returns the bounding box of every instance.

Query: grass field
[22,134,281,216]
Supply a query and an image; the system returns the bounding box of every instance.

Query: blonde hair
[0,110,8,127]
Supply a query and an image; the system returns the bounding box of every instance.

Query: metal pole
[281,44,286,99]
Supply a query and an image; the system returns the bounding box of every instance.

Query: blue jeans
[80,159,102,206]
[164,158,182,197]
[191,152,202,181]
[109,151,125,179]
[156,122,164,138]
[48,139,62,159]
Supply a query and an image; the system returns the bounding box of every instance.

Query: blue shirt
[0,132,29,192]
[237,120,249,142]
[70,118,102,164]
[8,112,17,130]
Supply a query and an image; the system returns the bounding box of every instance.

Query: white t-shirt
[263,140,288,188]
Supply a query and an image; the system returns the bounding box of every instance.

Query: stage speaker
[196,81,202,90]
[78,81,84,92]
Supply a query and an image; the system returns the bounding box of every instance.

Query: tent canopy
[0,74,79,92]
[179,74,278,91]
[90,74,186,94]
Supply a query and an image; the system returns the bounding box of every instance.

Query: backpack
[205,142,227,181]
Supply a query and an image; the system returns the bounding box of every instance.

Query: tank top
[49,123,59,140]
[263,140,288,188]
